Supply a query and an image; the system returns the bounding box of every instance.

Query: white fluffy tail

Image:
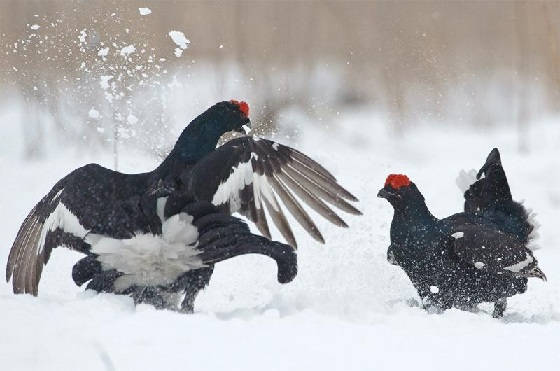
[524,205,541,250]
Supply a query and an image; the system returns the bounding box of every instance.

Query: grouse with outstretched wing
[6,100,359,311]
[379,149,545,317]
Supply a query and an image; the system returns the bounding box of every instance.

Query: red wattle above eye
[385,174,411,189]
[230,100,249,118]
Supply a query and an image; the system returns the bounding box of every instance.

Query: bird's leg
[172,268,214,314]
[456,303,480,313]
[179,291,198,314]
[128,286,167,309]
[405,297,421,307]
[423,302,445,314]
[493,297,507,318]
[422,294,448,314]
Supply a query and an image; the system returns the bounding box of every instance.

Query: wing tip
[5,265,12,283]
[313,231,325,245]
[345,192,359,203]
[288,239,298,250]
[346,204,363,216]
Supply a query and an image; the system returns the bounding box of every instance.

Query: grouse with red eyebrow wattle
[378,149,545,318]
[6,100,360,312]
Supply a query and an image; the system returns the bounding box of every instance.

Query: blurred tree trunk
[113,112,120,171]
[542,2,560,114]
[515,1,529,153]
[383,68,406,137]
[22,96,44,159]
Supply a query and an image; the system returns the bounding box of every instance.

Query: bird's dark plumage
[6,100,358,311]
[379,149,545,317]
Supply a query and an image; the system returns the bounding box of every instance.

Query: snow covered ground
[1,106,559,370]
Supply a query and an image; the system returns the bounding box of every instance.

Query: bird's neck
[393,200,435,226]
[154,116,224,178]
[390,201,436,244]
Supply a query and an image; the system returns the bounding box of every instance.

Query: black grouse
[6,100,360,312]
[378,148,545,317]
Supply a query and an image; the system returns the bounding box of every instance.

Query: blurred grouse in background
[6,100,360,312]
[378,148,545,318]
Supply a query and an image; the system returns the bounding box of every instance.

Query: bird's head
[377,174,424,207]
[171,100,251,162]
[215,99,251,135]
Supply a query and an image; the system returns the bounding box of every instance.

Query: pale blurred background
[0,0,559,161]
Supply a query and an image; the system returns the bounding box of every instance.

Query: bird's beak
[377,188,394,199]
[234,119,251,134]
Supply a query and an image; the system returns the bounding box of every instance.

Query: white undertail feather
[524,203,541,250]
[455,169,477,194]
[88,212,203,292]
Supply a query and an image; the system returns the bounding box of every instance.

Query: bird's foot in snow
[121,286,181,311]
[179,292,196,314]
[423,304,445,314]
[422,296,447,314]
[492,298,507,318]
[405,297,422,307]
[459,305,480,314]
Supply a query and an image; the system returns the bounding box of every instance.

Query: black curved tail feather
[465,148,512,213]
[464,148,533,243]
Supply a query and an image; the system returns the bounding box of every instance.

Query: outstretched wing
[184,136,361,248]
[6,182,88,295]
[444,215,546,280]
[6,164,158,295]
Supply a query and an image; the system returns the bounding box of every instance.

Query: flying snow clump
[99,75,113,90]
[120,44,136,58]
[88,108,100,119]
[127,114,138,125]
[168,30,190,57]
[139,8,152,16]
[98,47,109,57]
